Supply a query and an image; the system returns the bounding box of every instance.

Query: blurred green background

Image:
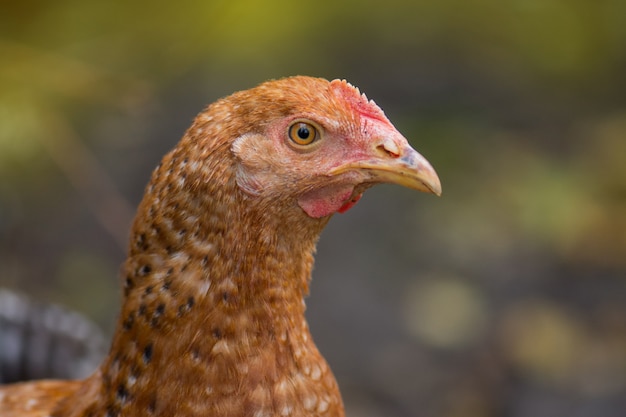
[1,1,626,416]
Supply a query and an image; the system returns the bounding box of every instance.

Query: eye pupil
[297,126,310,139]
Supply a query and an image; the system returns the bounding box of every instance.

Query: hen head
[229,76,440,219]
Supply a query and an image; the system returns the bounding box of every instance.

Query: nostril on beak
[377,140,400,158]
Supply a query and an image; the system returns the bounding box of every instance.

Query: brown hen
[0,76,441,417]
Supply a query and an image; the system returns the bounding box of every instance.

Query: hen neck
[57,147,344,416]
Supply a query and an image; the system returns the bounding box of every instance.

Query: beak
[329,138,442,196]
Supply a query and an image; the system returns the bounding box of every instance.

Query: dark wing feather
[0,289,106,383]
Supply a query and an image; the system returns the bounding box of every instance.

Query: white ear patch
[231,133,265,196]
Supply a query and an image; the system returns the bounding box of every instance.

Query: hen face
[230,77,441,219]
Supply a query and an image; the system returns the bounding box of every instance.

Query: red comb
[330,79,390,125]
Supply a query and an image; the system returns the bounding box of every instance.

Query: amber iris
[288,121,318,145]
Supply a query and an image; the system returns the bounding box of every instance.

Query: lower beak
[330,144,442,196]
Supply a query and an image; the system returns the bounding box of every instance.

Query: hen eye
[288,122,318,146]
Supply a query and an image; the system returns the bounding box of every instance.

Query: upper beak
[329,138,442,196]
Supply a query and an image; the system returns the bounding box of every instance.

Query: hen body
[0,76,440,417]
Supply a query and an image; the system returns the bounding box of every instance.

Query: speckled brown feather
[0,76,440,417]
